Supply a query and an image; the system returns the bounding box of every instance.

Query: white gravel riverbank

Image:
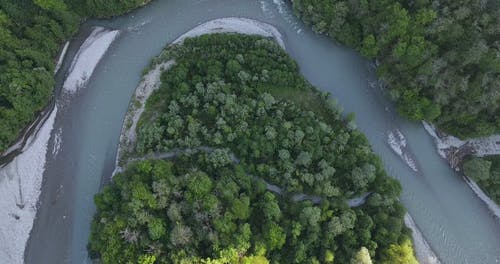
[0,106,57,264]
[172,17,285,49]
[54,41,70,74]
[114,60,174,173]
[423,121,500,160]
[63,27,119,94]
[0,26,121,264]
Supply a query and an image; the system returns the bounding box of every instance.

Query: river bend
[25,1,500,263]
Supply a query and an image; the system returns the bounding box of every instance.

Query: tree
[138,255,156,264]
[361,35,378,58]
[170,224,193,247]
[243,256,269,264]
[351,247,372,264]
[226,59,242,76]
[325,249,335,263]
[296,151,313,167]
[231,196,251,220]
[262,192,281,221]
[148,218,166,240]
[380,239,418,264]
[263,222,286,250]
[187,171,213,199]
[463,158,491,181]
[299,206,321,227]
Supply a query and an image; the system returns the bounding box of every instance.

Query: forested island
[89,34,418,263]
[0,0,150,152]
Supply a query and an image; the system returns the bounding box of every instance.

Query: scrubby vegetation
[90,34,417,263]
[292,0,500,138]
[0,0,150,152]
[463,155,500,204]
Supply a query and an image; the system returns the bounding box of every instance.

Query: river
[24,0,500,263]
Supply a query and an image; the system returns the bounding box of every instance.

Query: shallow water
[26,0,500,263]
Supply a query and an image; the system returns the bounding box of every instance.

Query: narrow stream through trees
[25,1,500,263]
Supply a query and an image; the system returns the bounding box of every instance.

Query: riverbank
[0,106,57,264]
[423,121,500,169]
[171,17,285,49]
[463,176,500,219]
[0,27,118,164]
[63,27,120,94]
[423,121,500,216]
[115,17,286,174]
[0,39,71,166]
[404,213,441,264]
[54,41,70,74]
[115,60,175,172]
[0,35,72,264]
[0,102,56,167]
[0,26,120,264]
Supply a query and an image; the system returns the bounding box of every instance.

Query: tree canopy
[293,0,500,138]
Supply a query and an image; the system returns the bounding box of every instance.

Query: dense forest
[89,34,418,263]
[0,0,150,152]
[463,155,500,204]
[293,0,500,138]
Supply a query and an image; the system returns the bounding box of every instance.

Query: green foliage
[0,0,79,151]
[90,156,283,263]
[147,218,165,240]
[360,35,378,58]
[324,249,335,263]
[138,255,156,264]
[380,239,418,264]
[293,0,500,138]
[137,34,396,201]
[463,155,500,204]
[351,247,372,264]
[187,247,270,264]
[464,157,492,181]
